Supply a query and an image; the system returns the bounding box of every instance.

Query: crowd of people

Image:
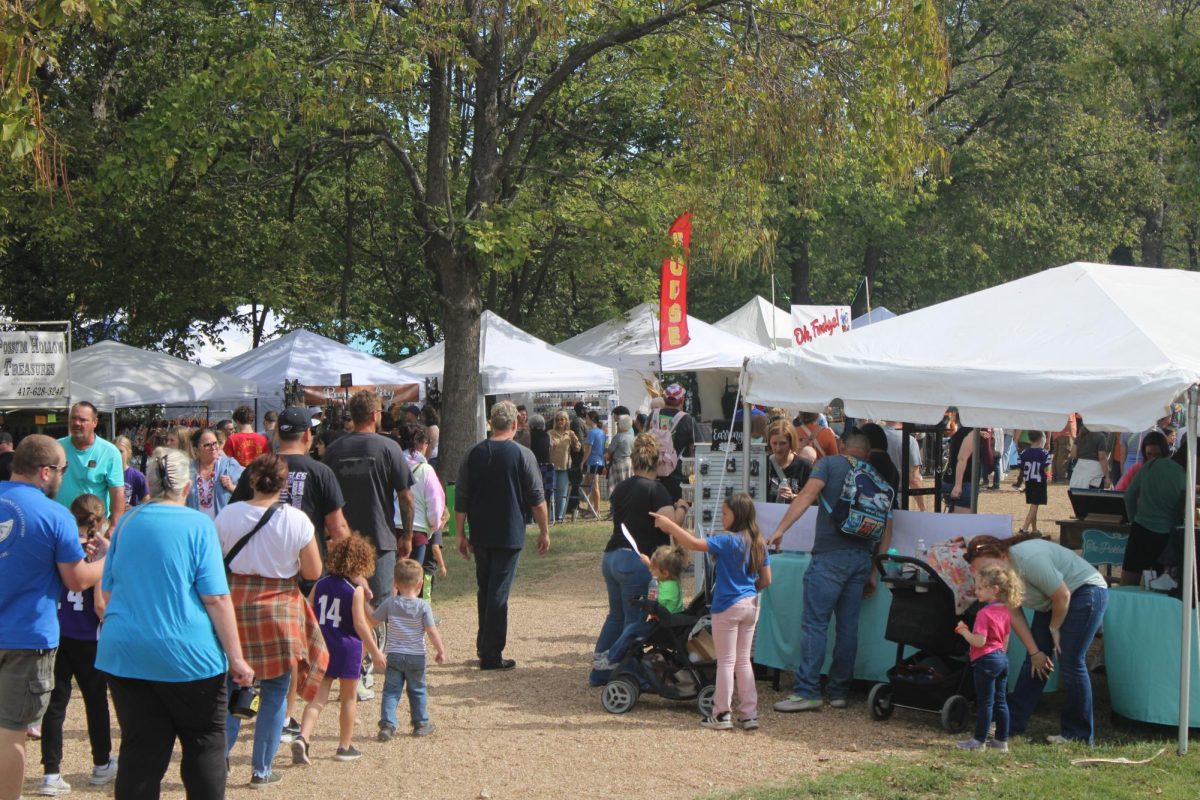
[2,389,1194,798]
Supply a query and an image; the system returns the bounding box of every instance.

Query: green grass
[430,519,611,604]
[704,736,1200,800]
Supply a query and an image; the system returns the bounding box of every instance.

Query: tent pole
[1180,384,1198,755]
[970,428,982,513]
[742,400,751,495]
[769,277,778,351]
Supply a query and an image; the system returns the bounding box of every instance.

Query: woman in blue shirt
[98,447,253,800]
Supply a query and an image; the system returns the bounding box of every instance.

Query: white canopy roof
[397,311,615,395]
[851,307,895,328]
[559,303,767,373]
[714,296,794,349]
[69,340,258,408]
[217,329,422,399]
[744,262,1200,431]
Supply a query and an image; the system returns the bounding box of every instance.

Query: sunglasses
[44,463,68,473]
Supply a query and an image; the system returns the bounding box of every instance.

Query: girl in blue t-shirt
[651,493,772,731]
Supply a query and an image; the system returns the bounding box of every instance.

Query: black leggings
[41,637,111,774]
[106,673,227,800]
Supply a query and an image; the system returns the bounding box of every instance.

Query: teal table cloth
[1104,586,1200,726]
[755,552,1053,690]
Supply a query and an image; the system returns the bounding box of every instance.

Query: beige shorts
[0,648,56,731]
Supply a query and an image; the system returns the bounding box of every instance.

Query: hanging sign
[0,331,68,402]
[302,383,419,407]
[790,305,852,348]
[659,213,692,352]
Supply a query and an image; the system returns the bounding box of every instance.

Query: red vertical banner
[659,212,692,352]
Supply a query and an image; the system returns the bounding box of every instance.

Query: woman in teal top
[1122,430,1186,586]
[97,447,253,800]
[966,534,1108,745]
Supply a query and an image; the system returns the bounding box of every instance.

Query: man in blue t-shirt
[766,431,893,712]
[0,434,108,800]
[57,401,125,528]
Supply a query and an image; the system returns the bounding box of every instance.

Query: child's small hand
[954,621,969,634]
[435,650,446,665]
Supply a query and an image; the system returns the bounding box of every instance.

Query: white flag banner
[789,305,852,348]
[0,331,68,402]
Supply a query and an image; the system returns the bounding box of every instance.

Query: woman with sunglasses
[187,429,244,519]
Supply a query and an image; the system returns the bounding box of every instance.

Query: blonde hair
[115,435,133,468]
[393,558,424,588]
[167,425,195,460]
[630,432,660,473]
[765,418,799,452]
[974,564,1024,609]
[650,544,687,581]
[147,447,191,500]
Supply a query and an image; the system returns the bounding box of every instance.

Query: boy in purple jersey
[292,535,386,764]
[1018,431,1051,534]
[39,495,117,795]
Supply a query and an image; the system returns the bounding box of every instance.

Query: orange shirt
[799,423,839,461]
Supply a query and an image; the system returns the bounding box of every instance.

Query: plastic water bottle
[915,539,927,583]
[648,578,659,602]
[886,547,900,576]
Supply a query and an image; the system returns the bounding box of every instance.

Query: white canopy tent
[742,261,1200,753]
[851,306,896,328]
[69,340,258,408]
[216,329,422,414]
[397,310,616,395]
[558,302,767,415]
[714,296,794,350]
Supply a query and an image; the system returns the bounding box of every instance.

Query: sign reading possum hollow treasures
[0,332,68,402]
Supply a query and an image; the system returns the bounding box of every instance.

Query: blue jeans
[792,548,873,701]
[554,469,569,520]
[591,548,651,684]
[369,549,397,608]
[1009,584,1108,743]
[226,672,290,779]
[475,547,522,664]
[972,651,1009,742]
[379,653,428,730]
[606,620,654,666]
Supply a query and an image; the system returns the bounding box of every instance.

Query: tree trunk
[790,237,812,304]
[1140,203,1166,268]
[851,243,882,319]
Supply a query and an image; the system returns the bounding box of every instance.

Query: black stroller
[599,592,717,716]
[866,553,974,733]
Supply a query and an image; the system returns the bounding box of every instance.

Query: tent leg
[741,401,751,494]
[1180,385,1198,755]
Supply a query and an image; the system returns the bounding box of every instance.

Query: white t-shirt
[215,502,314,579]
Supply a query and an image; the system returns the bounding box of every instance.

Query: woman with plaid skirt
[216,454,327,788]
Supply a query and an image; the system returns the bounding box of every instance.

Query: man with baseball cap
[656,383,698,502]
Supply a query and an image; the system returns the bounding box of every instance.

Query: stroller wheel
[867,682,894,721]
[940,694,970,733]
[696,684,716,718]
[601,677,640,714]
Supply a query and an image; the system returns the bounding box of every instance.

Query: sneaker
[361,670,375,689]
[376,724,395,743]
[38,774,71,796]
[987,740,1010,752]
[291,736,311,766]
[700,712,733,730]
[773,695,823,713]
[739,717,760,731]
[249,772,283,789]
[828,698,848,709]
[480,658,517,671]
[89,758,118,785]
[356,681,375,701]
[956,738,986,751]
[27,724,42,739]
[335,746,364,761]
[1045,734,1071,745]
[412,722,434,737]
[279,719,298,744]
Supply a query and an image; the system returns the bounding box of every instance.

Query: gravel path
[39,481,1088,799]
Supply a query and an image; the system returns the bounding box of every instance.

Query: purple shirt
[124,467,148,508]
[58,585,101,641]
[1019,447,1050,485]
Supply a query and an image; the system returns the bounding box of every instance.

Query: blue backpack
[820,456,895,542]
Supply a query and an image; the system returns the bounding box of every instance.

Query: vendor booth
[70,340,258,408]
[713,296,794,350]
[742,262,1200,748]
[558,303,766,416]
[215,329,422,419]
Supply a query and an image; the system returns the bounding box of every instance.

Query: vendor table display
[1103,586,1200,726]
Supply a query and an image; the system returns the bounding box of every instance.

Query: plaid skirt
[229,573,329,701]
[607,457,633,495]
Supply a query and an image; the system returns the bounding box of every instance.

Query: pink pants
[711,596,759,719]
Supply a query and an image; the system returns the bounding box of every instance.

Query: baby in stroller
[604,545,687,666]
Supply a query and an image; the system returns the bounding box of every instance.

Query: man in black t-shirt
[325,392,415,605]
[0,432,13,481]
[231,408,350,563]
[456,400,549,670]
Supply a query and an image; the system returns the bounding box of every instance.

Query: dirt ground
[38,480,1093,800]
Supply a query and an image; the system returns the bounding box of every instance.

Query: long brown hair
[70,494,106,538]
[725,493,766,576]
[964,533,1044,564]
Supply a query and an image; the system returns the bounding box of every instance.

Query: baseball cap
[404,404,422,417]
[664,383,686,402]
[277,407,320,435]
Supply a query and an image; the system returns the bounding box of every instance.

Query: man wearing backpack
[766,431,894,712]
[656,384,698,503]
